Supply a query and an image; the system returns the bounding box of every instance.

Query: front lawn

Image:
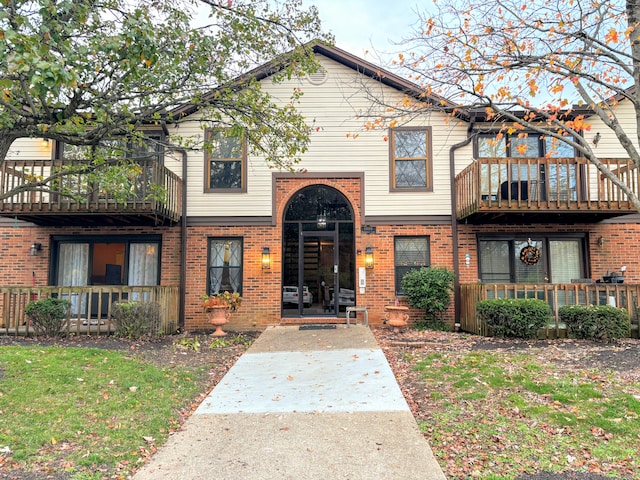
[376,329,640,479]
[0,334,253,479]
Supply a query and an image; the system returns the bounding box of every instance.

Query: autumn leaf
[605,28,619,44]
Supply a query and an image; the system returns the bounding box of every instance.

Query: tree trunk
[627,0,640,151]
[0,133,18,164]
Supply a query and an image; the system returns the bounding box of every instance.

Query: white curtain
[57,243,89,315]
[209,242,225,294]
[549,240,581,283]
[228,240,242,292]
[479,241,510,282]
[128,243,158,285]
[128,243,158,301]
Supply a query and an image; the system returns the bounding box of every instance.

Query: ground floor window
[51,235,161,316]
[208,238,243,295]
[53,235,160,287]
[395,236,430,294]
[478,235,585,283]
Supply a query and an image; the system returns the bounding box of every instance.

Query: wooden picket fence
[460,283,640,338]
[0,285,179,336]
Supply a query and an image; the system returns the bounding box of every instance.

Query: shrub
[111,301,161,339]
[24,297,72,337]
[477,298,551,339]
[559,305,630,342]
[401,267,455,324]
[414,317,451,332]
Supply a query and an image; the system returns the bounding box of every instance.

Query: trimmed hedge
[111,301,161,339]
[401,267,455,323]
[24,297,72,337]
[559,305,630,342]
[476,298,551,339]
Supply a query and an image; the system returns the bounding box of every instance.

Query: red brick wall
[0,224,181,286]
[183,177,456,331]
[8,213,635,333]
[457,222,640,284]
[0,225,46,286]
[184,223,283,332]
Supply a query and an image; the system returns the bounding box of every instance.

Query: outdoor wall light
[40,138,50,147]
[261,247,271,270]
[316,213,327,229]
[593,132,601,146]
[365,246,374,269]
[598,236,605,248]
[30,242,42,256]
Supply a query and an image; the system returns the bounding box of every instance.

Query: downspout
[179,148,188,332]
[166,145,188,332]
[449,124,475,330]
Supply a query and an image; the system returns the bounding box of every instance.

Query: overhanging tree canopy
[381,0,640,212]
[0,0,330,200]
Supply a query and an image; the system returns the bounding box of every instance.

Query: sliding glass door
[52,235,161,315]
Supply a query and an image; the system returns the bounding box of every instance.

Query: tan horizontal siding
[7,138,53,160]
[177,54,468,218]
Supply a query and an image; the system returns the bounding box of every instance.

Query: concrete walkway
[131,325,446,479]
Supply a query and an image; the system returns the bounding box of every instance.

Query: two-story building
[1,43,639,336]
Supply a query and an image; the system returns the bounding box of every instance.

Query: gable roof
[169,41,459,120]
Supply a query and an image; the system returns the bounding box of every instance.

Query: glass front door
[283,232,337,316]
[282,185,355,318]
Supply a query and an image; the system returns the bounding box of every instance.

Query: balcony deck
[456,157,638,223]
[0,159,182,226]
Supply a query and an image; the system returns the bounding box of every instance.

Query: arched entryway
[282,185,355,317]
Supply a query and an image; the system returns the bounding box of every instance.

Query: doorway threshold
[279,317,345,326]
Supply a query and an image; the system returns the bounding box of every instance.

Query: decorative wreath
[520,245,540,265]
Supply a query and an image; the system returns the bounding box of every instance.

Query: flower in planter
[202,291,242,312]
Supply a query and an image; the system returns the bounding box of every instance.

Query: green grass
[413,350,640,478]
[0,345,207,478]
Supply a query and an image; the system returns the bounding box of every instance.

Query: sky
[302,0,427,62]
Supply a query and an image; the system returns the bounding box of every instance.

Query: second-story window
[55,133,162,200]
[390,127,432,191]
[205,129,246,192]
[477,132,576,158]
[57,133,163,162]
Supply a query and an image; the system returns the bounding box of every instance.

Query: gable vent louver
[307,68,328,85]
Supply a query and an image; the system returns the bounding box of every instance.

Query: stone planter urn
[207,305,231,336]
[202,292,242,337]
[384,305,409,327]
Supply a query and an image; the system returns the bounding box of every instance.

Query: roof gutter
[449,125,475,329]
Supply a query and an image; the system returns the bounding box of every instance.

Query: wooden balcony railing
[0,158,182,225]
[0,285,179,336]
[456,157,637,222]
[460,283,640,338]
